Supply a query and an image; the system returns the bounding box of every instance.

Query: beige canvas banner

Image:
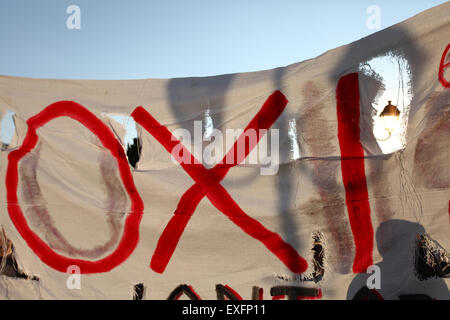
[0,3,448,299]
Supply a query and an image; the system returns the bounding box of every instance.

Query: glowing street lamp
[376,101,401,141]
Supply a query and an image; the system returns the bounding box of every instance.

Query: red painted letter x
[131,90,308,274]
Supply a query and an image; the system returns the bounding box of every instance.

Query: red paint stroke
[6,101,144,273]
[353,287,384,300]
[224,285,243,300]
[372,289,384,300]
[175,285,202,300]
[167,284,201,300]
[272,295,285,300]
[336,73,374,273]
[258,288,264,300]
[173,293,183,300]
[439,43,450,88]
[132,91,308,274]
[188,285,202,300]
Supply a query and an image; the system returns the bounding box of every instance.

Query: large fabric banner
[0,3,448,299]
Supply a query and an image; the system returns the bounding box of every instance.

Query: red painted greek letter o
[6,101,144,273]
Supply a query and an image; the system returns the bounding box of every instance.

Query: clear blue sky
[0,0,447,80]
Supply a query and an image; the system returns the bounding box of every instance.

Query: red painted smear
[336,73,374,273]
[258,288,264,300]
[272,295,285,300]
[173,285,201,300]
[372,289,384,300]
[360,289,384,300]
[224,285,243,300]
[132,91,308,274]
[439,43,450,88]
[188,285,202,300]
[173,292,183,300]
[6,101,144,273]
